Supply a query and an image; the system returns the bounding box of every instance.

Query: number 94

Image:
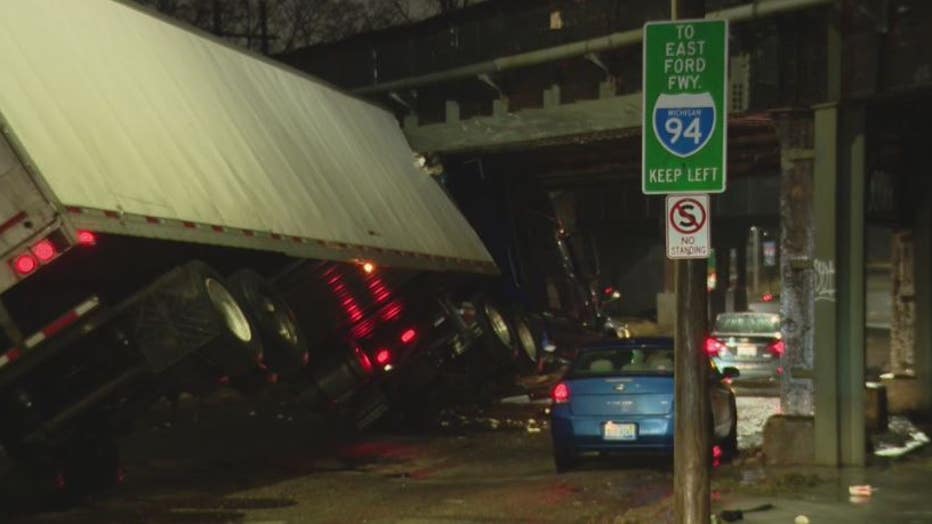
[665,116,702,144]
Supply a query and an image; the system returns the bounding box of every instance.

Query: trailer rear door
[0,131,58,294]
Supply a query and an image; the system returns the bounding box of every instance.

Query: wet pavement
[7,396,675,523]
[713,447,932,523]
[5,391,930,523]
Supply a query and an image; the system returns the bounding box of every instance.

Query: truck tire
[132,261,263,385]
[229,270,309,378]
[513,315,540,371]
[475,299,516,367]
[307,349,370,406]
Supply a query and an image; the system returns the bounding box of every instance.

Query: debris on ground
[433,402,551,433]
[848,484,876,504]
[717,503,775,522]
[872,415,930,458]
[848,485,874,497]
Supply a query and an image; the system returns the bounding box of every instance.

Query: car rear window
[714,314,779,333]
[569,347,675,377]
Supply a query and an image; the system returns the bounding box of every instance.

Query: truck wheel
[134,261,263,385]
[475,300,516,367]
[513,315,540,371]
[229,270,309,378]
[199,268,264,378]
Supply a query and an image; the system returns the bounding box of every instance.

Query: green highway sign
[642,19,727,194]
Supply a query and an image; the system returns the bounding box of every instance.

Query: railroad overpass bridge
[280,0,932,466]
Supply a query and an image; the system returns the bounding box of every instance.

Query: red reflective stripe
[42,310,80,339]
[212,225,224,232]
[6,348,22,361]
[243,230,255,237]
[145,216,160,224]
[182,221,196,229]
[0,211,27,235]
[22,298,100,349]
[104,210,120,219]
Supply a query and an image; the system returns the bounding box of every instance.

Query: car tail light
[762,293,774,303]
[400,328,416,344]
[11,253,38,276]
[552,382,570,404]
[354,346,373,374]
[77,230,97,246]
[375,348,391,365]
[705,337,727,357]
[769,339,785,357]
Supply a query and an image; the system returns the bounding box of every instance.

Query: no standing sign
[642,20,727,195]
[666,194,710,259]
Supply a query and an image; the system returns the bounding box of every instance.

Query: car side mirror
[722,366,740,379]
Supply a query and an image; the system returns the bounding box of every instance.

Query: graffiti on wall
[814,258,836,302]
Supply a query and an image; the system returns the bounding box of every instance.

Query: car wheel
[553,445,578,473]
[229,270,309,378]
[722,396,739,460]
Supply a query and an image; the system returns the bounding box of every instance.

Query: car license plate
[603,421,637,441]
[737,344,758,357]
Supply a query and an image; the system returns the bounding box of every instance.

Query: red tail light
[762,293,774,303]
[400,328,416,344]
[375,348,391,365]
[354,346,373,374]
[77,230,97,246]
[769,339,785,357]
[552,382,570,404]
[705,337,727,357]
[12,253,38,276]
[32,240,57,262]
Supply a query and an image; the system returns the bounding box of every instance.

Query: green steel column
[837,105,866,466]
[813,103,839,466]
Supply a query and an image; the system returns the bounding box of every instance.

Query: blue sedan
[549,338,739,472]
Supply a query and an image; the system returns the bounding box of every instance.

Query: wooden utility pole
[674,258,711,522]
[670,4,710,524]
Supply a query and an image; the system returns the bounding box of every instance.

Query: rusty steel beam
[354,0,833,96]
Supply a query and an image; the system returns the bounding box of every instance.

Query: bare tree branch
[132,0,415,54]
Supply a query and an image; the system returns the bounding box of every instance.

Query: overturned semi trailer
[0,0,531,501]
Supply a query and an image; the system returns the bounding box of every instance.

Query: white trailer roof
[0,1,494,273]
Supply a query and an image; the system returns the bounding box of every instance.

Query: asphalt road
[7,393,781,524]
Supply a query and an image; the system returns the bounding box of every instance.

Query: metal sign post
[643,1,724,522]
